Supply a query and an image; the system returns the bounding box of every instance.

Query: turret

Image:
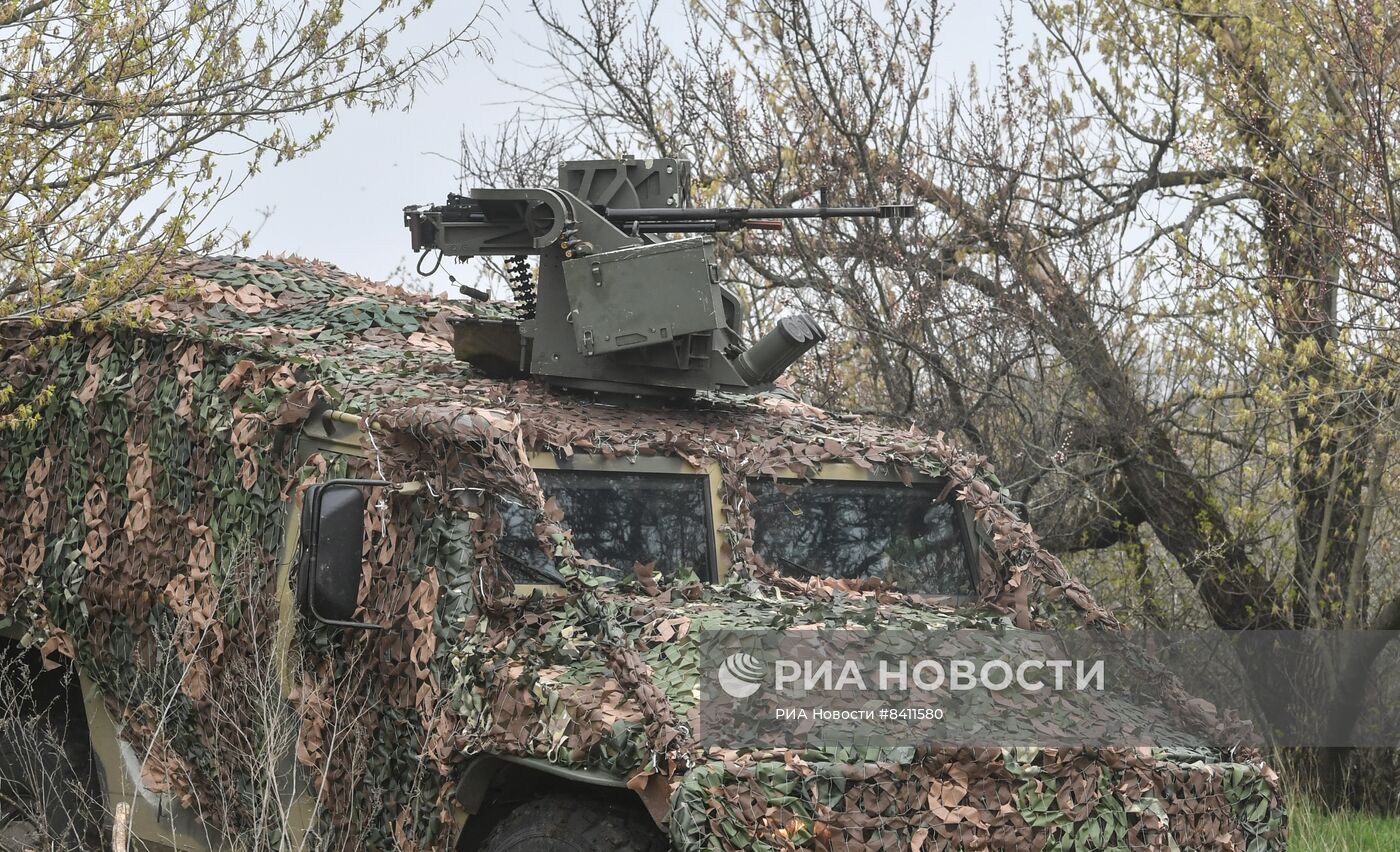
[404,158,911,397]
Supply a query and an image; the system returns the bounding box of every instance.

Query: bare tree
[469,0,1400,805]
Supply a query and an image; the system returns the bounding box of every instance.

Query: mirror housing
[295,479,388,629]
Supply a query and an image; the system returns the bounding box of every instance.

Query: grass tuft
[1290,798,1400,851]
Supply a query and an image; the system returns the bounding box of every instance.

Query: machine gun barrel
[604,201,912,229]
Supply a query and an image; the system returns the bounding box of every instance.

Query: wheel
[478,794,667,852]
[0,652,106,852]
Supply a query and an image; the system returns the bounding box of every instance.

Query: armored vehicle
[0,160,1284,851]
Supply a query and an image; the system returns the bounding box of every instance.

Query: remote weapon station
[404,158,913,396]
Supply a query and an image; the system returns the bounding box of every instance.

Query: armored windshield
[498,469,714,583]
[749,478,973,595]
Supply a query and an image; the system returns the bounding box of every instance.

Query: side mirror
[295,479,388,630]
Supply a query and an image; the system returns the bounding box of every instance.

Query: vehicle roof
[112,254,869,440]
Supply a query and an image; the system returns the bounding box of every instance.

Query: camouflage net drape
[0,255,1285,851]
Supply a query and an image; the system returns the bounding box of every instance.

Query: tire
[478,795,668,852]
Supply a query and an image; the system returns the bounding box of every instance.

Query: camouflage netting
[0,255,1285,850]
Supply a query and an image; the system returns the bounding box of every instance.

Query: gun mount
[404,158,913,397]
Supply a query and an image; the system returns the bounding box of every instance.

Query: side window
[748,477,974,596]
[497,469,715,583]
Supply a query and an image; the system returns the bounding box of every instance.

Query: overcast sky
[215,2,1016,284]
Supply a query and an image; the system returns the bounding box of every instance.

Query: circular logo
[717,651,767,699]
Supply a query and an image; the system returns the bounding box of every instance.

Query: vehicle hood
[441,578,1286,850]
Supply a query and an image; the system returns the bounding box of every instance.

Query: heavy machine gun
[404,158,913,397]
